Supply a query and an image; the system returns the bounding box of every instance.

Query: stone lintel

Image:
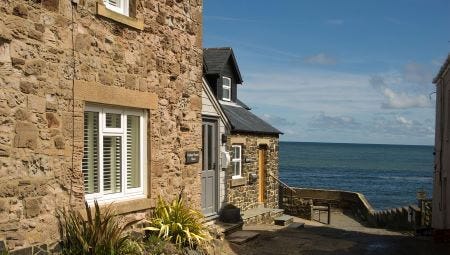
[230,137,246,144]
[257,138,271,146]
[74,80,157,110]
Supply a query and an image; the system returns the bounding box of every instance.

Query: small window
[222,77,231,101]
[231,144,242,178]
[83,105,146,203]
[104,0,129,16]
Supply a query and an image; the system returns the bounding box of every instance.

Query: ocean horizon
[279,141,434,210]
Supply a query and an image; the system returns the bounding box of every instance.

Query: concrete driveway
[221,212,450,255]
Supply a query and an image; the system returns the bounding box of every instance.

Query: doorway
[258,145,268,203]
[201,119,218,215]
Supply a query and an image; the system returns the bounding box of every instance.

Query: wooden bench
[312,203,331,224]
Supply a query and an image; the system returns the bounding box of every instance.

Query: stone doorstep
[241,207,284,224]
[226,230,260,245]
[274,214,294,226]
[212,220,244,236]
[287,222,305,229]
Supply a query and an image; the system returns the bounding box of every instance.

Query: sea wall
[288,188,375,221]
[280,187,426,230]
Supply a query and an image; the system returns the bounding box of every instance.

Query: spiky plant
[57,201,138,255]
[144,194,209,248]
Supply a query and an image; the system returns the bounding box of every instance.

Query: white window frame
[222,76,231,101]
[231,144,242,179]
[84,104,147,204]
[103,0,130,17]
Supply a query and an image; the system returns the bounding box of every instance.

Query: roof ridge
[204,47,232,50]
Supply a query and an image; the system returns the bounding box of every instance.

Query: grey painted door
[201,119,217,215]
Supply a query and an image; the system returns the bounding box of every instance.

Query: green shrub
[144,194,209,248]
[118,239,143,255]
[57,201,138,255]
[143,235,179,255]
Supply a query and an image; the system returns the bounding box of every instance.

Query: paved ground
[221,211,450,255]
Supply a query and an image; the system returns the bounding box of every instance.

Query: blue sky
[203,0,450,145]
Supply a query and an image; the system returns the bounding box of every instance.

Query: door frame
[258,144,268,204]
[201,117,220,216]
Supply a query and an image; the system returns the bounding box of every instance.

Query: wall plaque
[185,151,200,164]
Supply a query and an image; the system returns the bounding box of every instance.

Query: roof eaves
[228,48,243,84]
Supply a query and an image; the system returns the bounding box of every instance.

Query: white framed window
[222,76,231,101]
[82,104,147,204]
[103,0,129,16]
[231,144,242,178]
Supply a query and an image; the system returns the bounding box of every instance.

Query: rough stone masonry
[0,0,203,252]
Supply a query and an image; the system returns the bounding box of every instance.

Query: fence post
[327,204,331,224]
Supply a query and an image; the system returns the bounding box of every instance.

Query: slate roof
[236,99,251,110]
[222,104,283,135]
[433,53,450,84]
[204,48,243,83]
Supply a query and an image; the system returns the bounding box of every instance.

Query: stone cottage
[433,53,450,240]
[202,47,282,216]
[0,0,203,253]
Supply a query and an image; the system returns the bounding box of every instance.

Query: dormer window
[104,0,129,16]
[222,77,231,101]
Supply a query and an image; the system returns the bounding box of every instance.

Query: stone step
[287,222,305,229]
[274,214,294,226]
[242,207,284,225]
[226,230,260,244]
[210,220,244,236]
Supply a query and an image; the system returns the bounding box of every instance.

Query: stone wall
[286,188,376,222]
[226,134,279,211]
[284,187,427,230]
[0,0,203,252]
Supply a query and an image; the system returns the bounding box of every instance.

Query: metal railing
[268,174,331,224]
[268,173,305,216]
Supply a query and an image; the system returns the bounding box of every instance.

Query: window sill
[81,197,155,218]
[230,177,246,187]
[96,3,144,30]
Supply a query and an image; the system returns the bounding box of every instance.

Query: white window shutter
[103,136,122,194]
[82,112,99,194]
[127,115,141,189]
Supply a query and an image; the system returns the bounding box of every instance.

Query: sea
[279,142,434,210]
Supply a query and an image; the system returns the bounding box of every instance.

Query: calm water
[279,142,434,210]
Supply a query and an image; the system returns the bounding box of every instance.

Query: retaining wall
[280,187,425,230]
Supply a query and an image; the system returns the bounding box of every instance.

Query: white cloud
[238,67,434,145]
[395,116,413,126]
[310,113,360,130]
[370,62,435,109]
[403,62,433,85]
[381,88,431,109]
[261,114,296,127]
[304,53,337,65]
[370,115,434,138]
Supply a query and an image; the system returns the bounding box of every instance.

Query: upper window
[82,105,147,203]
[222,77,231,101]
[231,144,242,178]
[104,0,129,16]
